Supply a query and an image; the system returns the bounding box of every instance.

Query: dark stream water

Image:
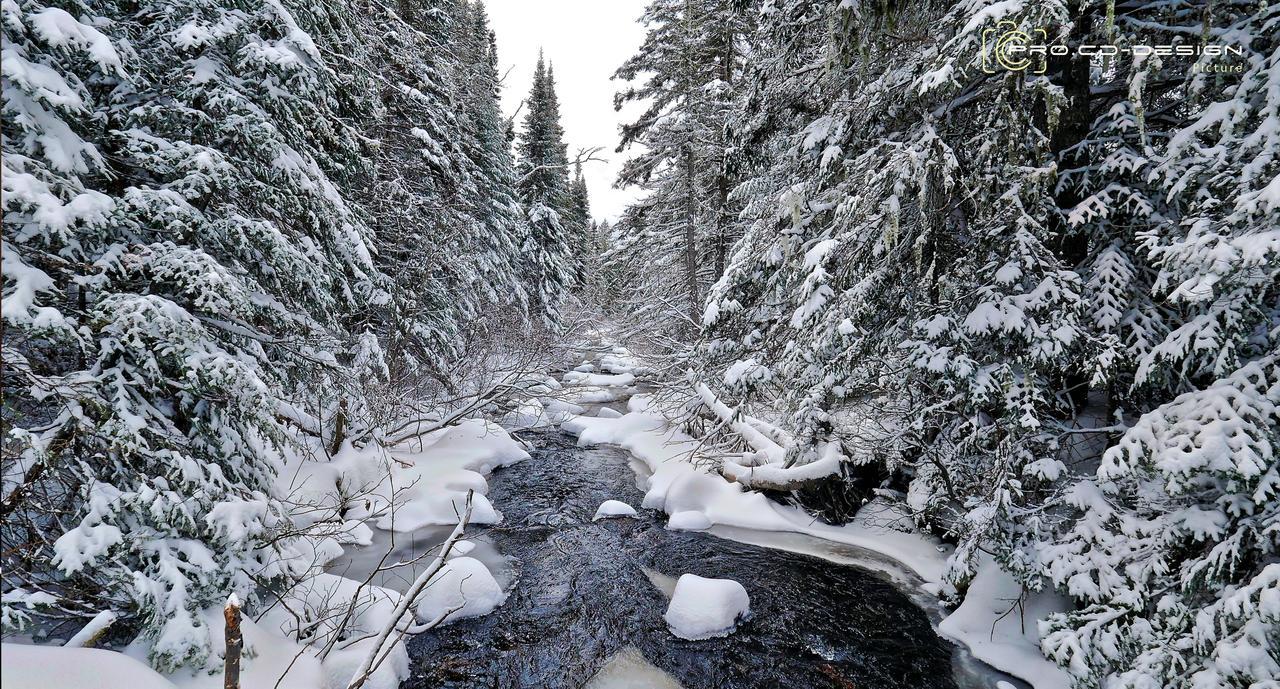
[400,428,974,689]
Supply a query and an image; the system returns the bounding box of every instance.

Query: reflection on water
[583,646,686,689]
[325,524,513,594]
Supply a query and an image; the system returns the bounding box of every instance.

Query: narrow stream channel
[370,427,1021,689]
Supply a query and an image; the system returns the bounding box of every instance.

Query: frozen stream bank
[393,428,1015,689]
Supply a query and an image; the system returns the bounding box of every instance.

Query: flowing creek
[330,402,1026,688]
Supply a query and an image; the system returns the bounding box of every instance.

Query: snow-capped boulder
[663,574,750,640]
[415,557,506,624]
[593,500,638,521]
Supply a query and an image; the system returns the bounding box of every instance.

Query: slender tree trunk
[223,595,242,689]
[330,397,348,456]
[684,146,700,327]
[713,21,735,278]
[1038,1,1093,413]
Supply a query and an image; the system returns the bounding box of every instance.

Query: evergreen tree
[2,0,380,667]
[688,1,1277,686]
[1,0,538,668]
[515,53,573,327]
[566,160,593,286]
[610,0,751,332]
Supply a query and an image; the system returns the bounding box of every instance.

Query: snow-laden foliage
[1042,356,1279,689]
[2,0,530,670]
[611,0,1278,686]
[514,53,583,328]
[606,0,752,337]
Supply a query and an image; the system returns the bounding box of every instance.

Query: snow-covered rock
[663,574,750,640]
[593,499,638,521]
[666,511,711,531]
[501,399,550,429]
[445,539,478,559]
[596,407,623,419]
[415,556,506,624]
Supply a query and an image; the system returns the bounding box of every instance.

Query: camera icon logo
[982,21,1048,73]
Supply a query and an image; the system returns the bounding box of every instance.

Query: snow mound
[2,643,178,689]
[446,539,478,558]
[663,574,750,640]
[596,407,623,419]
[666,511,711,531]
[258,573,404,689]
[501,399,551,429]
[415,556,506,624]
[563,370,636,387]
[593,499,638,521]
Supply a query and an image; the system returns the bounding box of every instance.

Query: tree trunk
[1037,2,1093,414]
[330,397,348,456]
[684,146,700,328]
[223,595,242,689]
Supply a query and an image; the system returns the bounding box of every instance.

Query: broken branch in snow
[62,610,117,648]
[692,378,787,463]
[224,594,243,689]
[692,378,847,491]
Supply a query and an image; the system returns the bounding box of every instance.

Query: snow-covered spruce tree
[323,0,522,382]
[455,0,528,313]
[699,0,1091,580]
[515,53,574,327]
[1038,3,1280,688]
[2,0,538,669]
[700,0,1277,684]
[1,0,390,668]
[609,0,752,336]
[565,159,593,287]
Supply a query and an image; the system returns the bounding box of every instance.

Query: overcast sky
[483,0,650,222]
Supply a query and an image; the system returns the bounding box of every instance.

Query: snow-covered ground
[4,418,530,689]
[559,345,1072,689]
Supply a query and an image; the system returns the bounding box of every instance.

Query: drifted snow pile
[662,574,750,640]
[282,419,528,535]
[415,556,507,623]
[499,375,586,429]
[65,420,526,689]
[593,500,638,521]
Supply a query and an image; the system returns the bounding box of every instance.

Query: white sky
[483,0,650,222]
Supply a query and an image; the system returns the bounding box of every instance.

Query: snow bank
[117,600,327,689]
[938,557,1072,689]
[563,393,1072,689]
[2,643,177,689]
[256,417,525,688]
[663,574,750,640]
[563,370,636,387]
[501,398,585,429]
[593,499,638,521]
[281,418,528,533]
[256,573,405,689]
[666,511,712,531]
[563,396,945,582]
[415,556,507,623]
